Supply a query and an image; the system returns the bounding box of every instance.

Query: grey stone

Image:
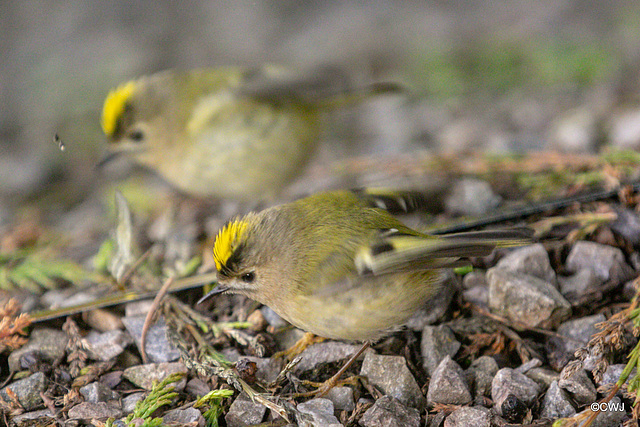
[550,107,598,153]
[558,367,597,405]
[243,356,284,384]
[121,315,180,363]
[445,178,501,216]
[427,356,472,406]
[294,341,367,374]
[360,352,424,408]
[325,386,355,412]
[462,285,488,307]
[67,402,123,420]
[406,270,457,329]
[515,358,542,374]
[122,362,188,390]
[610,208,640,246]
[597,364,633,388]
[295,398,341,427]
[495,243,556,284]
[100,371,123,389]
[609,109,640,149]
[163,407,203,425]
[10,409,55,425]
[558,269,603,305]
[185,378,211,397]
[565,241,634,283]
[79,381,119,403]
[491,368,541,415]
[8,328,68,372]
[548,314,605,371]
[0,372,47,411]
[225,394,267,427]
[487,268,571,328]
[421,324,461,376]
[83,329,133,361]
[462,270,487,290]
[121,392,145,415]
[444,406,491,427]
[360,395,421,427]
[540,380,576,419]
[526,367,559,388]
[590,397,628,427]
[467,356,499,397]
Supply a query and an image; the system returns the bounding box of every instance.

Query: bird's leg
[294,341,371,398]
[274,332,325,360]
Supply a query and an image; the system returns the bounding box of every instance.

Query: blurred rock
[361,353,424,408]
[558,367,596,406]
[0,372,47,411]
[185,378,211,397]
[546,314,604,371]
[495,243,556,285]
[491,368,541,417]
[540,380,576,419]
[226,394,267,427]
[421,324,461,376]
[163,407,203,425]
[83,330,133,361]
[487,268,571,328]
[121,392,145,415]
[79,381,119,403]
[466,355,498,397]
[360,395,420,427]
[325,386,355,412]
[445,178,501,216]
[83,308,124,332]
[121,315,180,363]
[550,108,598,153]
[565,241,634,284]
[558,268,602,306]
[609,109,640,149]
[294,341,367,375]
[295,398,341,427]
[8,328,68,372]
[610,208,640,246]
[427,356,472,405]
[444,406,491,427]
[526,367,559,388]
[122,362,188,390]
[67,402,123,421]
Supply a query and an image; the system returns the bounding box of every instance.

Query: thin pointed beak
[197,284,229,305]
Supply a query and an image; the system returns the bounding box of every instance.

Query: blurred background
[2,0,640,215]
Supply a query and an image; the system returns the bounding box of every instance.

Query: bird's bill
[196,284,229,305]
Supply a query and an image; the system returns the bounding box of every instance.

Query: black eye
[129,130,145,142]
[241,272,255,283]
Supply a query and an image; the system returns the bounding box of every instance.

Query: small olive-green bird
[200,189,531,342]
[101,66,401,200]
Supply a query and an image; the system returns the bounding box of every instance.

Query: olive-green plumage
[207,190,531,342]
[102,67,400,200]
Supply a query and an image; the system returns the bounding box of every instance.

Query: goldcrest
[101,67,400,200]
[200,190,531,342]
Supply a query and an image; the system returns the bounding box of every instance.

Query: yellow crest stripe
[213,219,248,271]
[102,81,136,136]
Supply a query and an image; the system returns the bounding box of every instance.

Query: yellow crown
[101,81,136,136]
[213,219,248,271]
